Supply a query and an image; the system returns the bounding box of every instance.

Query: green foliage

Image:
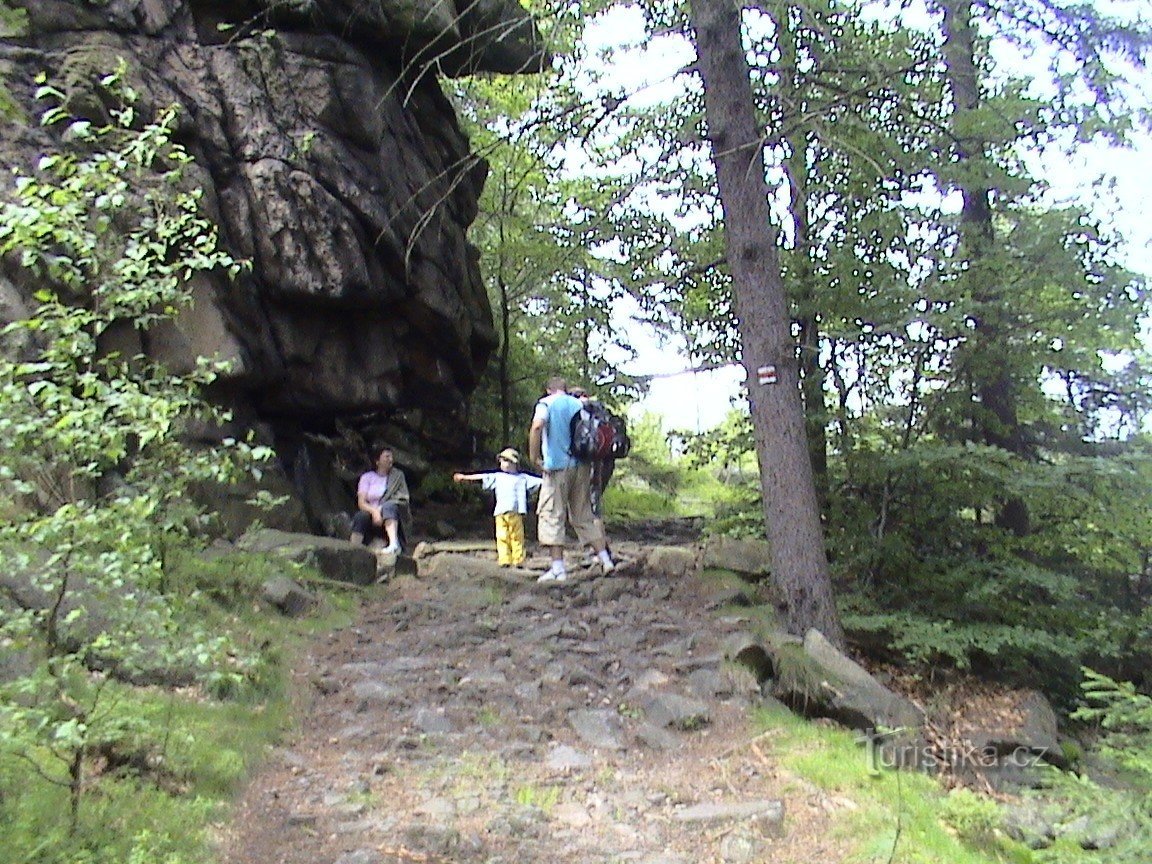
[1021,769,1152,864]
[940,789,1017,857]
[165,545,300,610]
[589,408,765,525]
[842,611,1082,681]
[508,0,1152,693]
[0,539,333,863]
[0,673,293,864]
[0,65,277,852]
[453,0,1152,697]
[598,410,754,521]
[825,435,1152,692]
[453,67,649,447]
[601,484,673,520]
[753,703,1033,863]
[1074,670,1152,788]
[611,411,680,494]
[513,782,562,813]
[669,409,763,533]
[0,1,27,39]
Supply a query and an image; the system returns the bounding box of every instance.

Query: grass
[752,703,1036,864]
[602,452,762,527]
[602,484,676,521]
[513,782,562,813]
[0,545,356,864]
[476,705,503,727]
[0,681,291,864]
[441,751,512,799]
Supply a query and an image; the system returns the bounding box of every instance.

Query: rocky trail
[215,529,855,864]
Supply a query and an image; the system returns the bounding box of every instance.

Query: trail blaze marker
[757,365,777,385]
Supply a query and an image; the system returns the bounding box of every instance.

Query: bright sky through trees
[581,2,1152,431]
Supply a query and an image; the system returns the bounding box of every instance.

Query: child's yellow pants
[495,512,526,566]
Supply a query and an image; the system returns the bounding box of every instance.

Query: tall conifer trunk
[688,0,844,646]
[776,8,829,505]
[940,0,1033,536]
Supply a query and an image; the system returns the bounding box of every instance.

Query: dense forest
[1,0,1152,861]
[461,0,1152,692]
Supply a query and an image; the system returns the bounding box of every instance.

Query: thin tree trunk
[497,272,512,444]
[496,174,513,444]
[688,0,844,646]
[940,0,1032,535]
[777,13,829,505]
[68,746,84,836]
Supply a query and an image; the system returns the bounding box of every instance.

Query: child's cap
[497,447,520,464]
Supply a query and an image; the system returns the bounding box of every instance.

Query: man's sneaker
[537,571,558,583]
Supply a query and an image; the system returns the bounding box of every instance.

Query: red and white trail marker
[757,365,778,385]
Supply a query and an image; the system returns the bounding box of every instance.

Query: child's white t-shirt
[482,471,543,515]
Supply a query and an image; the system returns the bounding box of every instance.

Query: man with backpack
[568,386,622,548]
[528,376,616,582]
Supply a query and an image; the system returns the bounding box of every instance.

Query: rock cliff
[0,0,546,531]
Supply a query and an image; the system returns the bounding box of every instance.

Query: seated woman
[349,446,410,554]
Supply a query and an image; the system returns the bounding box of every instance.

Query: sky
[621,322,747,433]
[635,367,747,433]
[578,6,748,431]
[587,4,1152,432]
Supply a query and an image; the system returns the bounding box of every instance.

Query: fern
[1074,669,1152,789]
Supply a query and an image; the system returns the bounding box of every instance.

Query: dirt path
[216,538,851,864]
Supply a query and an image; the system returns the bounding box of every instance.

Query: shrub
[0,64,269,846]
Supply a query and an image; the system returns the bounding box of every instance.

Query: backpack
[569,403,615,462]
[606,411,631,459]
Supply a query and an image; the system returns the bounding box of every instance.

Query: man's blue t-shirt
[535,392,582,471]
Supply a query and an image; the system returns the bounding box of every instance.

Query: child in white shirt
[453,448,543,567]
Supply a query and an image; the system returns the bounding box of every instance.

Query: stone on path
[261,576,318,616]
[673,799,785,827]
[546,744,593,772]
[569,708,626,751]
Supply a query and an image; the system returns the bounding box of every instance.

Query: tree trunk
[776,12,829,505]
[940,0,1032,536]
[688,0,844,646]
[495,174,514,445]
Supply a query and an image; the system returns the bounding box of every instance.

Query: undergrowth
[0,547,355,864]
[753,669,1152,864]
[753,703,1034,863]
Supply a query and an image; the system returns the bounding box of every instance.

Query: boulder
[1002,800,1132,851]
[699,536,773,579]
[795,629,925,734]
[261,576,320,617]
[945,688,1069,787]
[726,626,926,764]
[416,551,534,586]
[642,545,698,579]
[638,691,711,732]
[958,689,1066,768]
[237,528,376,586]
[1001,801,1058,849]
[568,708,626,751]
[0,0,549,534]
[722,632,774,683]
[0,564,200,687]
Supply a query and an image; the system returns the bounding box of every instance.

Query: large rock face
[0,0,545,530]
